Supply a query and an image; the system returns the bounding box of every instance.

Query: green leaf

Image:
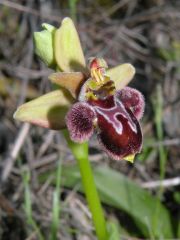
[158,41,180,62]
[107,63,135,90]
[34,24,56,67]
[107,217,121,240]
[178,219,180,239]
[60,165,173,239]
[14,89,74,129]
[54,17,86,72]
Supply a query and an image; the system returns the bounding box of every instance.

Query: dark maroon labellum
[88,95,142,160]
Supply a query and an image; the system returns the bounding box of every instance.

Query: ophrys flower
[65,58,144,160]
[14,18,144,162]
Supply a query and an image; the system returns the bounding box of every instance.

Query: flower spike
[14,16,144,162]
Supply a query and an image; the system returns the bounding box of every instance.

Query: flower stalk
[63,130,108,240]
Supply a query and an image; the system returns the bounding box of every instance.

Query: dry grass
[0,0,180,239]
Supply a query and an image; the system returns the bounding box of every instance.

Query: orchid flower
[14,17,144,162]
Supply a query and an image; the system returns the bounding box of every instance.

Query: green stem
[68,0,78,22]
[21,169,44,240]
[63,130,108,240]
[50,157,62,240]
[152,84,167,236]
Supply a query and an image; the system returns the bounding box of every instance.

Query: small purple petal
[66,102,96,143]
[116,87,145,120]
[89,95,142,160]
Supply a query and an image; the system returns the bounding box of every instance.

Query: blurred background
[0,0,180,239]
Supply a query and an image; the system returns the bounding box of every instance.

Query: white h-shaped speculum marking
[94,96,137,135]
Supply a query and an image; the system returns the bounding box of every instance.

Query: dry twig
[2,123,30,181]
[141,177,180,189]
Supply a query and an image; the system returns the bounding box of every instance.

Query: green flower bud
[34,23,56,67]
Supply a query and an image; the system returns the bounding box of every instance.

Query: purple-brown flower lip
[66,88,143,161]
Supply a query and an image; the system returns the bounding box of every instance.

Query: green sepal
[13,89,74,130]
[54,17,86,72]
